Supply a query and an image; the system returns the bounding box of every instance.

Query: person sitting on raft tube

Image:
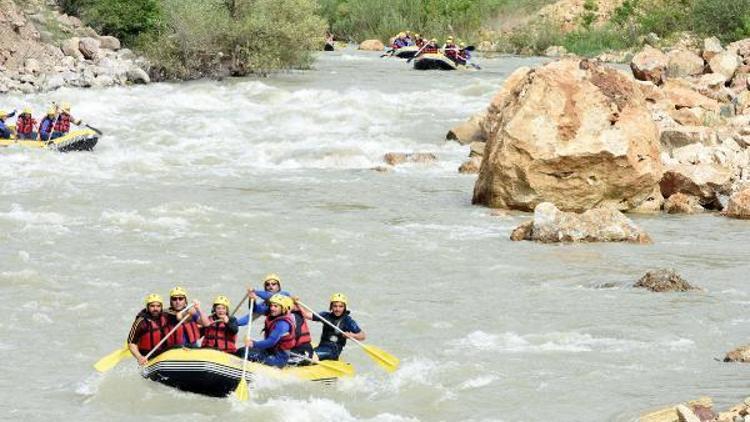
[414,33,425,48]
[403,30,414,46]
[51,102,81,140]
[239,273,314,364]
[15,108,37,140]
[421,39,439,55]
[391,32,408,50]
[235,294,296,368]
[37,108,56,141]
[298,293,365,361]
[128,293,170,366]
[164,286,202,349]
[443,37,458,62]
[0,109,17,139]
[199,295,239,354]
[456,42,471,66]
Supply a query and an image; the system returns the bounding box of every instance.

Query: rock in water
[473,59,663,213]
[723,188,750,219]
[358,39,385,51]
[724,345,750,362]
[509,202,652,243]
[634,269,696,292]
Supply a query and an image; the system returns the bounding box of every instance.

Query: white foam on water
[458,375,498,390]
[230,396,418,421]
[0,203,74,233]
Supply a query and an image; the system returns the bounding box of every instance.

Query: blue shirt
[252,319,292,350]
[237,289,292,325]
[314,311,361,334]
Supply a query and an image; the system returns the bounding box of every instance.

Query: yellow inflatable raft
[0,128,99,152]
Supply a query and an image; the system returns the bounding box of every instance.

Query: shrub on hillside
[690,0,750,42]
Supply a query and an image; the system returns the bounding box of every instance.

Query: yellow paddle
[234,298,254,401]
[297,301,400,373]
[94,304,195,373]
[289,352,355,377]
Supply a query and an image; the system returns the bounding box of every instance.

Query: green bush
[67,0,162,45]
[690,0,750,42]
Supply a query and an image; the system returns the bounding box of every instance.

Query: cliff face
[0,0,150,94]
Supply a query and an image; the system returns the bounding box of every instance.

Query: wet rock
[446,114,485,145]
[474,59,663,213]
[631,46,668,84]
[667,49,705,78]
[660,164,732,208]
[358,39,384,51]
[78,37,100,60]
[458,157,482,174]
[634,269,696,292]
[723,188,750,219]
[126,67,150,84]
[663,193,704,214]
[509,202,652,243]
[97,35,120,51]
[709,51,742,82]
[724,345,750,362]
[370,166,391,173]
[383,152,437,166]
[676,405,701,422]
[702,37,723,62]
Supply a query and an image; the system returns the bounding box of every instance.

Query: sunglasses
[171,296,186,301]
[264,282,279,287]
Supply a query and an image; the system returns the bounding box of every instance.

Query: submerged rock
[458,156,482,174]
[446,114,485,145]
[724,345,750,362]
[663,193,704,214]
[509,202,652,243]
[473,59,663,213]
[634,269,696,292]
[383,152,437,166]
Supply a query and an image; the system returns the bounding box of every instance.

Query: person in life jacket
[51,102,82,140]
[243,273,291,316]
[37,108,56,141]
[0,109,17,139]
[298,293,365,361]
[199,295,239,354]
[15,108,37,140]
[456,42,471,65]
[421,39,439,55]
[414,33,425,48]
[235,294,296,368]
[404,30,413,46]
[164,286,202,349]
[391,32,407,50]
[443,37,458,62]
[127,293,170,365]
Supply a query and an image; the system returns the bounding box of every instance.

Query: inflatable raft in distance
[392,45,420,59]
[142,348,355,397]
[0,128,99,152]
[413,53,476,71]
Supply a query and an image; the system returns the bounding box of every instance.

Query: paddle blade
[363,344,399,373]
[94,346,131,372]
[316,360,356,377]
[234,378,249,401]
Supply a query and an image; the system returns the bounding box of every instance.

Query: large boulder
[97,35,121,51]
[702,36,723,62]
[78,37,100,60]
[659,164,732,208]
[724,345,750,362]
[723,188,750,219]
[358,39,385,51]
[662,80,721,112]
[473,59,664,213]
[509,202,652,244]
[631,46,668,84]
[60,37,82,60]
[126,67,150,84]
[666,49,705,78]
[708,51,742,82]
[634,268,696,292]
[663,193,704,214]
[446,114,485,145]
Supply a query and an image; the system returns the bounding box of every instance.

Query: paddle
[296,301,399,373]
[289,352,355,376]
[407,44,427,64]
[93,303,194,373]
[234,298,254,401]
[380,49,395,58]
[83,123,103,135]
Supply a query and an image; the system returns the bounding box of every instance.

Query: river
[1,49,750,422]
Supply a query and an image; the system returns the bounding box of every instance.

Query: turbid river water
[2,49,750,421]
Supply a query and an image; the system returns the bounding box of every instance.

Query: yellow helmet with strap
[145,293,163,306]
[269,294,290,313]
[213,295,231,309]
[329,292,348,308]
[169,286,188,298]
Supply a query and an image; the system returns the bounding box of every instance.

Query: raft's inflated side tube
[0,129,99,152]
[393,45,420,59]
[413,53,458,71]
[142,348,351,397]
[324,43,335,51]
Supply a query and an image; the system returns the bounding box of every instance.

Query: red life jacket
[202,316,237,353]
[16,116,36,134]
[423,45,438,54]
[53,113,71,133]
[292,311,312,347]
[166,311,201,347]
[444,44,458,59]
[263,313,296,352]
[136,313,169,355]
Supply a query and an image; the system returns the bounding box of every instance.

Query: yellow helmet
[431,38,437,43]
[169,286,188,298]
[264,272,281,283]
[22,107,32,115]
[329,293,348,307]
[0,110,7,118]
[145,293,163,306]
[398,32,405,37]
[61,102,71,112]
[269,294,290,313]
[213,295,231,309]
[47,108,56,116]
[459,42,465,47]
[415,33,420,38]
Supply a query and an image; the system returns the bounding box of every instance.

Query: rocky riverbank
[0,0,150,94]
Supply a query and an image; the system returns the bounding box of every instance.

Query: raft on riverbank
[0,128,99,152]
[142,348,354,397]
